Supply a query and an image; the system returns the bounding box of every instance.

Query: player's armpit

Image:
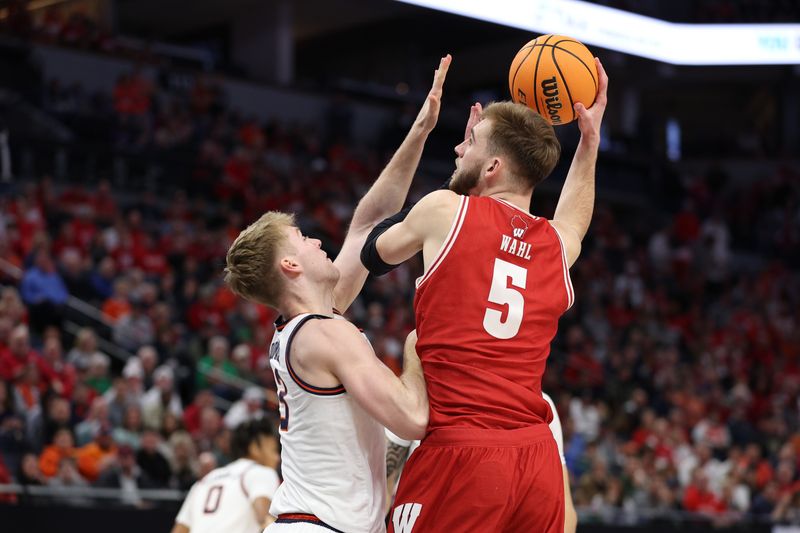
[300,319,428,439]
[375,189,459,267]
[548,219,582,267]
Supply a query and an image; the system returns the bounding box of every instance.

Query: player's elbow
[389,410,427,441]
[404,409,429,440]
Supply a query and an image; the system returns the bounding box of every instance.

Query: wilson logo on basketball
[541,76,563,124]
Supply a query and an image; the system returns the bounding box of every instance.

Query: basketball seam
[532,35,555,116]
[538,43,598,93]
[551,45,576,124]
[510,45,538,103]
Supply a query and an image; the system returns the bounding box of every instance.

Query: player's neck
[486,189,532,213]
[280,284,335,319]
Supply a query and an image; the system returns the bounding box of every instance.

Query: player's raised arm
[359,188,460,275]
[550,57,608,267]
[295,322,428,439]
[360,101,480,276]
[332,55,451,312]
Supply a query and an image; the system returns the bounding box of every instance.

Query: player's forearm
[350,126,428,232]
[397,348,428,439]
[552,137,598,241]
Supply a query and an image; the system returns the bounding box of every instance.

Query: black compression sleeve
[360,180,450,276]
[360,204,413,276]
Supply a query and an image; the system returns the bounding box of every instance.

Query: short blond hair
[224,211,296,308]
[482,101,561,190]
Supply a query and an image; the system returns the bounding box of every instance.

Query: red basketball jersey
[414,195,574,431]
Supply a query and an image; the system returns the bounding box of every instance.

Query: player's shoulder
[291,316,363,359]
[247,463,280,482]
[414,189,462,214]
[293,315,358,344]
[409,190,463,230]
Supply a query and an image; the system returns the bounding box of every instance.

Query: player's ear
[280,255,302,276]
[484,157,502,180]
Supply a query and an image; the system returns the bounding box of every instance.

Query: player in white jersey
[385,392,578,533]
[171,419,280,533]
[224,57,453,533]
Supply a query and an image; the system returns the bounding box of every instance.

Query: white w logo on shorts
[392,503,422,532]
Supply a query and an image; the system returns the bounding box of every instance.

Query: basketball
[509,34,598,126]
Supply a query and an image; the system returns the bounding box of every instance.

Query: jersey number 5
[483,258,527,339]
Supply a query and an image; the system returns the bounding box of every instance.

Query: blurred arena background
[0,0,799,531]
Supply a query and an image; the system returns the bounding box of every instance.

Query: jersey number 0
[483,258,527,339]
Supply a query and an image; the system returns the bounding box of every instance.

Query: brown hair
[482,101,561,190]
[224,212,296,308]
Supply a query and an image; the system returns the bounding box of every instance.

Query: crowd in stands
[1,29,800,528]
[2,1,117,54]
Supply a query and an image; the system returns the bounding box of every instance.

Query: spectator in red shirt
[36,336,76,398]
[683,468,727,514]
[136,234,169,278]
[102,277,133,322]
[183,389,215,435]
[91,180,117,224]
[0,325,38,382]
[187,285,228,337]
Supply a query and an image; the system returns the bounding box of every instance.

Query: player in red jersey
[360,58,608,532]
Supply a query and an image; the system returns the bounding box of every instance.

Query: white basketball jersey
[268,313,386,533]
[175,458,280,533]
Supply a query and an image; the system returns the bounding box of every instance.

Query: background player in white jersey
[385,392,578,533]
[223,58,452,532]
[171,419,280,533]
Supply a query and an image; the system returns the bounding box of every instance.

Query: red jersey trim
[416,195,469,289]
[549,223,575,310]
[239,462,255,499]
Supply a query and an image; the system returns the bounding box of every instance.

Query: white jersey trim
[416,195,469,289]
[549,223,575,311]
[491,196,539,219]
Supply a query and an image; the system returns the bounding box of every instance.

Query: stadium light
[397,0,800,65]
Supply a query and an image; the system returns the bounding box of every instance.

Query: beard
[449,161,481,195]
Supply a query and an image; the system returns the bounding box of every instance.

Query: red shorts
[389,424,564,533]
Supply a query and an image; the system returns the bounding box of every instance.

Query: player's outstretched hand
[463,102,483,143]
[414,54,451,134]
[574,57,608,144]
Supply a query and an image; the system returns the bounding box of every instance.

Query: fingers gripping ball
[509,35,598,126]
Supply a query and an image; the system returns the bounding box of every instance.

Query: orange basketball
[509,35,598,126]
